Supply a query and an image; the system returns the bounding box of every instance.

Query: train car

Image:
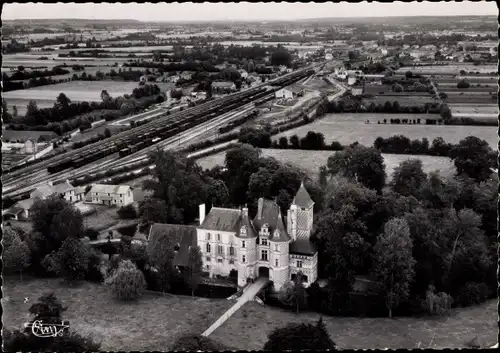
[119,148,131,158]
[47,159,73,174]
[152,137,161,143]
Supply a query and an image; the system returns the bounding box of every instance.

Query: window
[242,255,246,263]
[206,265,211,270]
[207,233,211,241]
[206,256,211,262]
[217,234,221,241]
[242,240,246,248]
[229,260,234,264]
[206,243,211,253]
[218,245,223,256]
[229,246,235,256]
[275,259,279,267]
[297,260,303,268]
[274,244,279,251]
[261,238,268,246]
[218,259,223,263]
[261,250,268,261]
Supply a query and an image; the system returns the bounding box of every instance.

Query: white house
[196,183,318,291]
[86,184,134,207]
[212,81,237,94]
[275,85,304,100]
[30,180,77,203]
[347,76,357,86]
[325,53,333,61]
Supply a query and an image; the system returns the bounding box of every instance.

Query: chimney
[48,181,54,187]
[199,204,206,225]
[257,198,264,219]
[242,204,248,218]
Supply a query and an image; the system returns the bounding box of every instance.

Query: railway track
[3,64,320,200]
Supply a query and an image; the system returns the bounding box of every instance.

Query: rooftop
[200,207,241,232]
[148,223,198,267]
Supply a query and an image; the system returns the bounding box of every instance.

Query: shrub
[457,80,470,89]
[84,228,100,241]
[117,204,138,219]
[423,285,453,316]
[105,259,146,300]
[456,282,489,307]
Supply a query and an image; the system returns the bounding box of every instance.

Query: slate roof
[15,198,35,210]
[236,210,258,239]
[4,207,24,216]
[212,81,235,88]
[292,182,314,209]
[290,238,317,256]
[253,198,291,242]
[200,207,241,232]
[89,184,132,195]
[148,223,198,267]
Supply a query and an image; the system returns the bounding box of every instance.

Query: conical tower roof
[292,181,314,209]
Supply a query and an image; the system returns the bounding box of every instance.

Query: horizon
[2,2,497,21]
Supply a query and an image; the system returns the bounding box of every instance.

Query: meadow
[3,81,141,106]
[2,277,233,351]
[397,64,497,75]
[210,300,497,350]
[271,113,498,148]
[197,149,457,182]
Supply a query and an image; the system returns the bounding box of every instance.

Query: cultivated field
[363,95,436,106]
[3,81,141,113]
[2,277,234,351]
[210,300,497,350]
[397,64,498,75]
[271,113,498,148]
[197,149,457,182]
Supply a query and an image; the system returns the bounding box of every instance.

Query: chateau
[196,182,318,291]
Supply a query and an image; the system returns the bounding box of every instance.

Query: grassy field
[210,300,497,350]
[3,81,140,102]
[271,113,497,148]
[363,96,436,106]
[2,277,233,351]
[197,149,456,182]
[397,65,498,75]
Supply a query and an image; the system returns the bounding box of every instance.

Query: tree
[105,259,146,300]
[12,105,18,118]
[57,237,90,282]
[56,92,71,107]
[3,231,31,280]
[405,70,413,78]
[450,136,494,182]
[117,204,137,219]
[184,246,203,296]
[146,227,177,292]
[26,100,39,117]
[225,144,261,206]
[143,150,208,224]
[392,83,403,92]
[440,105,452,120]
[29,195,84,269]
[263,318,336,351]
[104,128,111,138]
[289,135,300,149]
[326,146,386,193]
[371,218,416,318]
[172,334,229,351]
[271,47,292,66]
[279,272,308,314]
[457,79,470,89]
[391,159,427,197]
[278,136,288,149]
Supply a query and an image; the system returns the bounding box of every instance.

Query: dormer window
[273,230,280,239]
[240,225,247,237]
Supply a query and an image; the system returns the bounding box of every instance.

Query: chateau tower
[287,182,314,240]
[235,206,257,287]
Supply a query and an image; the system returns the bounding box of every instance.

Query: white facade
[196,184,317,292]
[275,88,294,100]
[87,184,134,206]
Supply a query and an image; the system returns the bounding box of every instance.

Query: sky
[2,2,497,21]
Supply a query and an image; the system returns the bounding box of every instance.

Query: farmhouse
[30,180,79,203]
[275,85,304,100]
[86,184,134,206]
[196,183,318,291]
[212,81,237,94]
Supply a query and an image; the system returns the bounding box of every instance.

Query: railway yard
[2,64,320,201]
